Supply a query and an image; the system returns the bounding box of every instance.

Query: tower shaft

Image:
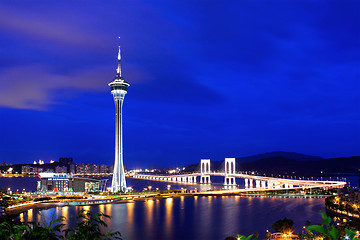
[111,98,127,192]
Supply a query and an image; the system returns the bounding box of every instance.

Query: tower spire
[116,37,122,78]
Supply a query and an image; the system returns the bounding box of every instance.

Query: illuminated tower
[109,38,129,192]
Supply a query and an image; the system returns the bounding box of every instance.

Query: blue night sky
[0,1,359,168]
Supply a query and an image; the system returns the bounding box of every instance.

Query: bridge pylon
[200,159,211,184]
[224,158,236,186]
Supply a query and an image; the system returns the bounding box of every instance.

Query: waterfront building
[109,39,129,192]
[109,165,114,174]
[69,164,75,174]
[37,172,100,193]
[100,164,108,174]
[75,163,86,174]
[91,164,99,174]
[21,165,31,174]
[32,167,43,174]
[55,166,67,173]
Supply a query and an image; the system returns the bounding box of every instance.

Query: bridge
[131,158,346,192]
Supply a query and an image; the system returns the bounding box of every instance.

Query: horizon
[0,1,359,168]
[3,150,360,168]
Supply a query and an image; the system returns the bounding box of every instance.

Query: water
[20,196,325,240]
[2,175,358,239]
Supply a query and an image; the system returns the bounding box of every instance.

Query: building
[109,165,114,174]
[109,39,129,192]
[37,173,100,193]
[55,166,67,173]
[76,163,86,174]
[69,164,75,174]
[100,164,108,174]
[21,165,31,174]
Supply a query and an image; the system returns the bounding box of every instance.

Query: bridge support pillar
[224,158,236,186]
[261,181,266,188]
[245,178,249,187]
[188,176,193,183]
[200,176,211,184]
[200,159,211,184]
[224,177,236,185]
[249,179,253,188]
[255,180,260,188]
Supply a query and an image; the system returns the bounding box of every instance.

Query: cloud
[0,3,105,48]
[0,65,111,110]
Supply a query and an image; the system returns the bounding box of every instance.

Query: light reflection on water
[145,200,154,237]
[165,198,173,238]
[21,196,325,240]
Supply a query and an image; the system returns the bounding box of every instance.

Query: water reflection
[145,200,154,236]
[165,198,173,237]
[62,206,69,220]
[127,202,134,226]
[106,203,112,213]
[28,208,33,222]
[99,204,105,215]
[82,205,90,214]
[36,210,41,223]
[24,196,325,240]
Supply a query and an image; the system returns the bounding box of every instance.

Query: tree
[271,217,294,233]
[265,231,272,239]
[307,210,357,240]
[0,210,122,240]
[235,234,259,240]
[63,209,122,240]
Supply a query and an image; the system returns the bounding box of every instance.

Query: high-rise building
[76,163,86,174]
[109,39,129,192]
[69,164,75,174]
[55,166,67,173]
[100,164,108,174]
[21,165,30,174]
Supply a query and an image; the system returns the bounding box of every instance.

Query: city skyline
[0,1,359,168]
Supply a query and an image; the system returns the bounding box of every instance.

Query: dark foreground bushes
[0,210,121,240]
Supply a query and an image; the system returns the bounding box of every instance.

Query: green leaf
[344,228,356,240]
[319,210,331,227]
[308,225,326,234]
[328,226,339,240]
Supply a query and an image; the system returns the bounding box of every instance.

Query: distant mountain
[237,156,360,175]
[235,151,323,163]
